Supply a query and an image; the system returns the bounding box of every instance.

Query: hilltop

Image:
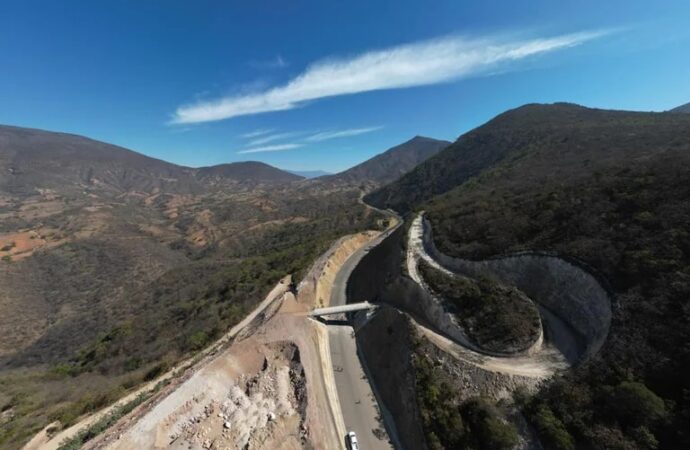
[325,136,449,185]
[0,125,301,198]
[670,102,690,113]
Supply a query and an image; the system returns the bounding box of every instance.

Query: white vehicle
[347,431,360,450]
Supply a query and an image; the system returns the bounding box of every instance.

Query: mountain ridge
[366,102,690,211]
[0,125,302,197]
[670,102,690,113]
[325,135,450,185]
[366,102,690,450]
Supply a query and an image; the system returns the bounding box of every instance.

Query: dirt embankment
[99,341,309,450]
[71,289,346,450]
[25,279,293,450]
[313,232,379,308]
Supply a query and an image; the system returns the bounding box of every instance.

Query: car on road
[347,431,359,450]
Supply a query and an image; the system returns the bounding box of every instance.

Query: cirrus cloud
[305,126,383,142]
[171,29,610,124]
[236,143,303,154]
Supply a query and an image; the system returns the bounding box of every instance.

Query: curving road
[407,212,577,378]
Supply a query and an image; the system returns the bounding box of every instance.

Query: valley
[4,3,690,449]
[1,103,689,450]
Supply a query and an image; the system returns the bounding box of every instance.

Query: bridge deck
[309,301,377,317]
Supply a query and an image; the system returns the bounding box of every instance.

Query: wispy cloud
[249,131,307,146]
[171,30,610,124]
[236,143,303,154]
[305,126,383,142]
[241,128,275,138]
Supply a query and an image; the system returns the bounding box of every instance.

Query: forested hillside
[369,103,690,448]
[325,136,449,185]
[0,125,383,448]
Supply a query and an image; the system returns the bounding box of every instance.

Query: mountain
[368,103,690,449]
[326,136,450,185]
[0,125,300,198]
[195,161,303,184]
[366,103,690,211]
[0,124,383,449]
[287,169,331,178]
[670,102,690,113]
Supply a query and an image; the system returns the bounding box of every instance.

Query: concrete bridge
[309,301,378,317]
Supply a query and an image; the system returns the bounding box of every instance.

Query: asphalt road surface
[328,223,400,450]
[329,326,393,450]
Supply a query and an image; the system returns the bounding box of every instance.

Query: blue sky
[2,1,690,173]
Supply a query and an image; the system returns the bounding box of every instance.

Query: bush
[414,355,468,449]
[418,260,541,353]
[531,404,575,450]
[414,352,519,450]
[57,392,150,450]
[462,398,519,450]
[143,361,169,382]
[186,331,209,351]
[605,381,668,428]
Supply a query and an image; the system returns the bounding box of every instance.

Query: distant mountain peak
[287,169,331,179]
[0,125,302,197]
[326,135,450,185]
[195,161,303,183]
[366,102,690,212]
[670,102,690,113]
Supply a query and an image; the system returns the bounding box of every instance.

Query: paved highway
[328,216,400,450]
[329,326,393,450]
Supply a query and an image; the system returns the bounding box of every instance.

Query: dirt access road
[406,213,575,378]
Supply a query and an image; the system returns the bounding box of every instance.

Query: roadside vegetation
[407,105,690,448]
[418,260,540,353]
[56,379,169,450]
[0,190,384,449]
[413,345,519,450]
[426,153,689,448]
